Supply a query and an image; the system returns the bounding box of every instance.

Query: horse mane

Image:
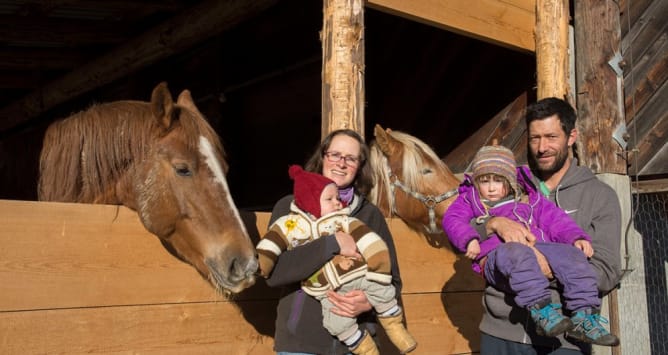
[368,143,391,208]
[369,130,453,209]
[38,100,224,203]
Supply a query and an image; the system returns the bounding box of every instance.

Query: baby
[257,165,416,355]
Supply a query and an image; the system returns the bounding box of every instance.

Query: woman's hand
[335,231,362,260]
[327,289,372,317]
[487,217,536,245]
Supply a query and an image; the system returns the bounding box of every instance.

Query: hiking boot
[349,330,380,355]
[567,309,620,346]
[378,309,417,354]
[529,302,573,337]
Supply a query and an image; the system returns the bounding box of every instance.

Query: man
[478,97,622,354]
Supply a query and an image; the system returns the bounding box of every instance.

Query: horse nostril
[228,256,258,280]
[229,257,240,276]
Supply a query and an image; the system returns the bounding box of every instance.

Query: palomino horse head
[38,82,257,295]
[369,124,461,235]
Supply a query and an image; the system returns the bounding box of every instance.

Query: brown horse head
[38,82,257,295]
[369,124,460,236]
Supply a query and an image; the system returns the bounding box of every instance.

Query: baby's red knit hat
[289,165,337,218]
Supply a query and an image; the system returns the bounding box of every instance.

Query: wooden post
[535,0,570,101]
[573,0,626,174]
[321,0,365,139]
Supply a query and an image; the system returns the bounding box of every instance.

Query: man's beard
[529,144,569,178]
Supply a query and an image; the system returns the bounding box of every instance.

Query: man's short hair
[525,97,577,134]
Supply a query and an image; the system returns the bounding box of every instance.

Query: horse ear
[373,124,400,155]
[176,89,201,113]
[151,82,176,129]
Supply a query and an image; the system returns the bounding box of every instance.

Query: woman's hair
[304,129,373,196]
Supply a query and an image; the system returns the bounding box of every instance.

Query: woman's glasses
[324,151,360,167]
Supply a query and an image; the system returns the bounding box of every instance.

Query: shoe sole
[536,319,574,337]
[399,342,417,354]
[565,331,620,346]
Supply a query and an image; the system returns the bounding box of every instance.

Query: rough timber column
[573,0,626,174]
[535,0,570,101]
[321,0,365,139]
[574,2,648,355]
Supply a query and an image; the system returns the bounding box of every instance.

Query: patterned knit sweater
[257,202,392,297]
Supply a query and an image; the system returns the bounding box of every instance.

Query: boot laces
[575,312,610,339]
[535,303,562,324]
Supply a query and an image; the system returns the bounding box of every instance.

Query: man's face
[527,114,576,177]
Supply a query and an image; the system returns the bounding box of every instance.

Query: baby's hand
[465,239,480,259]
[574,239,594,258]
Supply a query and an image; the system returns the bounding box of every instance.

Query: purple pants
[483,242,600,311]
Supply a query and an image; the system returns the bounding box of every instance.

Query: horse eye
[174,164,192,177]
[421,168,433,175]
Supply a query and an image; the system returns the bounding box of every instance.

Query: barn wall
[0,200,483,354]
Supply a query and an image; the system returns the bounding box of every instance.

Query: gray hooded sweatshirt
[479,159,622,350]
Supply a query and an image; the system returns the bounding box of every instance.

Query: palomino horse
[369,124,461,240]
[38,82,257,295]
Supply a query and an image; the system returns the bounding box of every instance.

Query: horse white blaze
[198,136,248,236]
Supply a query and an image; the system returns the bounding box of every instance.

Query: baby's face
[477,174,509,202]
[320,184,343,215]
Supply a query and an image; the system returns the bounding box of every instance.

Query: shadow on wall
[442,256,485,352]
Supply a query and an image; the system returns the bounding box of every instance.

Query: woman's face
[322,134,361,189]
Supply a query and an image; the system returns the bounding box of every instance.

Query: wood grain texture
[0,200,483,354]
[367,0,535,52]
[574,0,627,174]
[322,0,366,138]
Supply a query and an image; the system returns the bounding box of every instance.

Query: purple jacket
[442,165,591,274]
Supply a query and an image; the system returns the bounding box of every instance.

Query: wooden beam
[0,15,129,45]
[631,178,668,194]
[321,0,366,138]
[624,40,668,124]
[535,0,570,100]
[618,0,653,37]
[0,0,279,134]
[573,0,626,174]
[627,79,668,176]
[13,0,186,17]
[0,48,89,70]
[622,0,668,122]
[0,71,48,89]
[366,0,535,52]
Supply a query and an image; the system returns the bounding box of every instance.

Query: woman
[266,129,403,355]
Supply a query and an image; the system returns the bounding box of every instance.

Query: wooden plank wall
[0,200,484,354]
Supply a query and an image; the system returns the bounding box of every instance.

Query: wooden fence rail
[0,200,483,354]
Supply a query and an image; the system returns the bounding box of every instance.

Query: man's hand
[465,239,481,259]
[574,239,594,258]
[335,231,362,260]
[327,289,372,317]
[528,245,554,279]
[487,216,536,245]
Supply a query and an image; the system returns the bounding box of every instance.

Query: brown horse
[38,82,257,295]
[369,124,461,239]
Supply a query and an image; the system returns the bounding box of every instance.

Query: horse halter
[386,165,458,234]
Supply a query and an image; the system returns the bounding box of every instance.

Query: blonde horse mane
[38,100,224,203]
[369,129,453,211]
